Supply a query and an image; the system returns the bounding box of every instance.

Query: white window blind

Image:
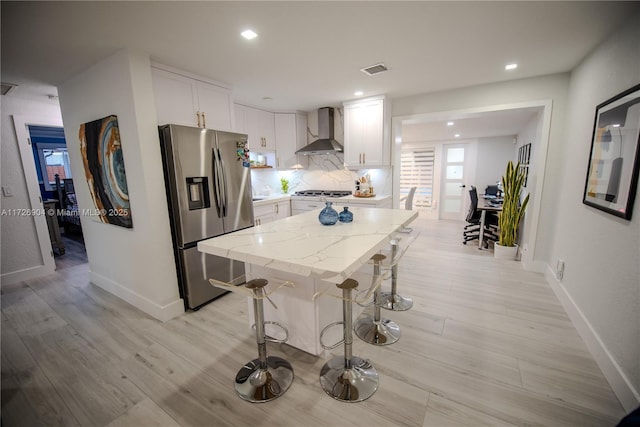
[400,147,435,208]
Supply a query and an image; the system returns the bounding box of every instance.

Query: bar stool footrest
[251,321,290,344]
[320,321,345,350]
[234,356,294,403]
[319,356,379,402]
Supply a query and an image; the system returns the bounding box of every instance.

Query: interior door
[440,144,469,220]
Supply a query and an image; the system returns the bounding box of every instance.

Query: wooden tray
[353,193,376,198]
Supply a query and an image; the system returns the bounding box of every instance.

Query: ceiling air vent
[1,82,18,96]
[360,63,388,76]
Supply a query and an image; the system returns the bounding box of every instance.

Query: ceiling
[402,107,540,142]
[2,1,639,137]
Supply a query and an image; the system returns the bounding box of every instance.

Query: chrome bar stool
[380,238,413,311]
[319,278,379,402]
[234,278,294,403]
[354,254,401,345]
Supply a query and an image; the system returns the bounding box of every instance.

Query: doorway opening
[391,100,552,272]
[27,124,87,270]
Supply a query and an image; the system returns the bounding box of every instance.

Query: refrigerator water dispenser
[186,177,210,210]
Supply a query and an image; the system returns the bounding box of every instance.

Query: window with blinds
[400,147,435,208]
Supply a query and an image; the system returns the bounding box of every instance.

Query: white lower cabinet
[290,199,325,216]
[253,198,291,225]
[274,200,291,220]
[291,196,391,216]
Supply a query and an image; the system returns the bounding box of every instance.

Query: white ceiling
[402,107,540,142]
[2,1,639,137]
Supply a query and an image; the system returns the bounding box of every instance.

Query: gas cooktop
[292,190,352,198]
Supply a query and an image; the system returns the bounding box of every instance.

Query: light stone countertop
[338,194,391,202]
[198,207,417,283]
[251,194,290,207]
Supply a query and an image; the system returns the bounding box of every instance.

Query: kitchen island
[198,206,418,355]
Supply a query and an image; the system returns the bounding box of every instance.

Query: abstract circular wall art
[79,115,133,228]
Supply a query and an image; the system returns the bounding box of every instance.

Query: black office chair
[463,186,498,246]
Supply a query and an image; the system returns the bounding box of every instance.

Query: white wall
[517,112,542,252]
[547,13,640,410]
[475,136,516,192]
[57,49,183,321]
[1,96,62,283]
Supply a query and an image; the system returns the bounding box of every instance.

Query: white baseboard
[522,258,546,273]
[545,266,640,412]
[89,271,184,322]
[1,264,56,286]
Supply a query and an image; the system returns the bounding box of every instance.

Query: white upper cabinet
[274,112,308,169]
[152,65,233,131]
[235,104,276,151]
[343,95,390,168]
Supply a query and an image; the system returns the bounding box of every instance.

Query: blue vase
[339,206,353,223]
[318,201,339,225]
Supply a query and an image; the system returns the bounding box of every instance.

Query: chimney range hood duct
[295,107,344,155]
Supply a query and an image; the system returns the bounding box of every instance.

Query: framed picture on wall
[583,83,640,220]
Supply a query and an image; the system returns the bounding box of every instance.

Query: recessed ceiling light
[241,29,258,40]
[447,121,454,126]
[612,123,621,128]
[505,63,518,71]
[454,134,461,138]
[354,91,363,96]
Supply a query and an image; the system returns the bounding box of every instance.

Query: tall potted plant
[495,161,529,259]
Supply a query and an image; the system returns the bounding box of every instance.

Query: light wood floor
[1,216,627,426]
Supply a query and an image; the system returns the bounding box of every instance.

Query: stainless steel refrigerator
[159,124,254,310]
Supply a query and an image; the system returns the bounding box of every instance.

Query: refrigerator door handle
[217,148,228,217]
[212,148,222,217]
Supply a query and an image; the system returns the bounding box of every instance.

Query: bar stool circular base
[354,316,401,345]
[234,356,294,403]
[380,292,414,311]
[319,356,379,402]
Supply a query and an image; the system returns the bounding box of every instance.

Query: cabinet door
[343,102,365,167]
[361,100,384,165]
[152,68,198,127]
[233,103,246,133]
[295,113,309,168]
[274,112,309,169]
[244,106,263,151]
[195,81,233,131]
[274,200,291,220]
[343,97,386,167]
[259,109,276,151]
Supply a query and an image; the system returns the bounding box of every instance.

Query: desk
[477,202,501,249]
[198,207,418,355]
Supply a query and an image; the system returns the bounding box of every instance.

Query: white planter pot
[494,243,518,260]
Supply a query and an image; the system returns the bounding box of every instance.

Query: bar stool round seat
[319,278,379,402]
[354,254,401,345]
[380,239,413,311]
[235,278,294,403]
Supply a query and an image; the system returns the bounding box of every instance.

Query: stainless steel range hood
[295,107,344,155]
